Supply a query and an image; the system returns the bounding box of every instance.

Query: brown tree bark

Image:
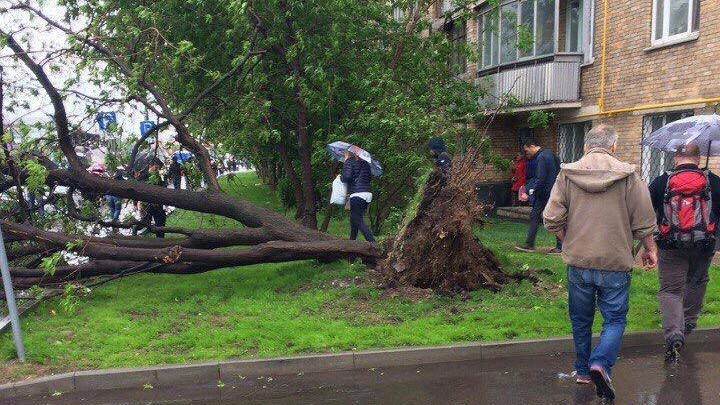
[277,143,306,219]
[292,55,318,230]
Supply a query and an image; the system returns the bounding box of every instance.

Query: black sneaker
[589,365,616,401]
[664,336,685,364]
[514,244,536,252]
[685,322,697,335]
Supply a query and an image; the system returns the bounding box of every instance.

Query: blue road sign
[140,121,155,137]
[96,112,117,131]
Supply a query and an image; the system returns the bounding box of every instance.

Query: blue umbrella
[641,114,720,159]
[172,151,193,163]
[325,141,383,176]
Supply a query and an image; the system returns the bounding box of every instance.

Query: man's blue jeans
[568,266,631,376]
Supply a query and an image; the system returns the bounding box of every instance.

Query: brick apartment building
[409,0,718,186]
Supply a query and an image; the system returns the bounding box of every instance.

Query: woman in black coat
[341,151,375,242]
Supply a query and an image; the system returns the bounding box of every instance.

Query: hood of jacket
[561,148,637,193]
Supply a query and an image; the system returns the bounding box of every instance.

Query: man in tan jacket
[543,124,657,402]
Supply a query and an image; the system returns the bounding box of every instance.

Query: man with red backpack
[649,142,720,363]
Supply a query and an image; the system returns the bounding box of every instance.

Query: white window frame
[651,0,697,46]
[478,0,558,69]
[479,13,496,68]
[565,0,583,53]
[583,0,595,64]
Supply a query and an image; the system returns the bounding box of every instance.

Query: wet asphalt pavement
[6,341,720,405]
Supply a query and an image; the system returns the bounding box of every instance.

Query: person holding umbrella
[649,143,720,363]
[326,142,381,242]
[642,114,720,363]
[341,149,375,242]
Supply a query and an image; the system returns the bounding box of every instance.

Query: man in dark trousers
[133,158,167,238]
[649,142,720,363]
[516,135,562,253]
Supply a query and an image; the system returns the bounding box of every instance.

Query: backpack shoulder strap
[664,170,676,197]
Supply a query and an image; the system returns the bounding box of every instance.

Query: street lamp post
[0,64,28,362]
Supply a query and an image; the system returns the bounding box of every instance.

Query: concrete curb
[1,327,717,399]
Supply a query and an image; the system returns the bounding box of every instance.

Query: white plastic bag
[330,175,348,205]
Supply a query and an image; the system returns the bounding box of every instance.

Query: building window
[558,121,591,163]
[652,0,700,45]
[448,20,467,74]
[566,0,583,52]
[478,0,556,69]
[641,110,694,182]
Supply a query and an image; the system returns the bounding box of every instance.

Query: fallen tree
[1,0,527,296]
[0,5,381,290]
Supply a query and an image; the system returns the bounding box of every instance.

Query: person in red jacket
[510,152,527,206]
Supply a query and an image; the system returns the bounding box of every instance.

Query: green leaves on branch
[22,159,49,194]
[41,252,62,276]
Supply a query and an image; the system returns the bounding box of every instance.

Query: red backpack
[659,169,716,248]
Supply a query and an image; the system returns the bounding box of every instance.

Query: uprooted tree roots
[381,170,531,295]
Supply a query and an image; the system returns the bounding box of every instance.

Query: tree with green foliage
[0,0,525,295]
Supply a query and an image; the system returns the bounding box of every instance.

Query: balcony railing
[477,53,583,108]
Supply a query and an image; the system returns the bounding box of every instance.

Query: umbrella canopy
[172,150,193,163]
[325,141,383,176]
[641,114,720,156]
[132,151,154,173]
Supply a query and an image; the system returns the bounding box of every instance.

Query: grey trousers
[657,248,713,342]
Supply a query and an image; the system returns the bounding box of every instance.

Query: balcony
[477,53,583,110]
[474,0,593,109]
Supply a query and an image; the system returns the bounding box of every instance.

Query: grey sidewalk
[4,340,720,405]
[2,328,719,404]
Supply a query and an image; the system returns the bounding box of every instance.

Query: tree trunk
[295,94,318,229]
[320,204,334,233]
[277,143,306,219]
[382,169,525,294]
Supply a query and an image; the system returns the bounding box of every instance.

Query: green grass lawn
[2,171,720,382]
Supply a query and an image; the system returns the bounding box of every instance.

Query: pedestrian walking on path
[516,135,562,253]
[543,125,658,402]
[341,150,375,242]
[648,142,720,363]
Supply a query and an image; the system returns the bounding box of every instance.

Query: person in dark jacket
[428,137,452,170]
[133,158,167,238]
[167,157,183,189]
[648,142,720,362]
[341,151,375,242]
[516,136,562,253]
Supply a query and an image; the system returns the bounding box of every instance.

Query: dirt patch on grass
[0,360,62,384]
[379,286,435,301]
